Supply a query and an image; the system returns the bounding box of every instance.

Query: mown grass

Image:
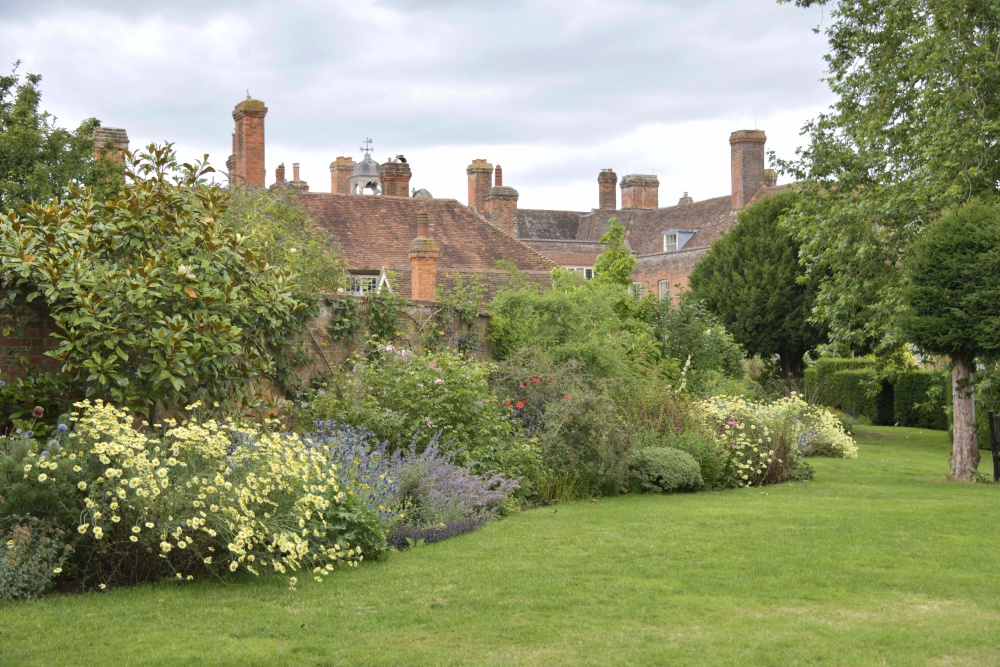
[3,426,1000,666]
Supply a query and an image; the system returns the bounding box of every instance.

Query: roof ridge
[461,202,557,269]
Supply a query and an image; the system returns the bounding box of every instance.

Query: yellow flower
[77,481,87,490]
[53,567,63,574]
[37,473,47,482]
[145,522,154,528]
[77,523,90,534]
[130,536,138,542]
[99,583,107,590]
[93,526,104,539]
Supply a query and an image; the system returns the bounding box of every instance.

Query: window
[658,280,670,300]
[565,266,595,280]
[629,282,644,298]
[663,233,678,252]
[348,274,378,296]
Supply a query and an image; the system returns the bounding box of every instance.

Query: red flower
[564,394,570,401]
[516,401,525,409]
[504,401,512,408]
[530,377,538,384]
[521,382,528,388]
[549,377,554,382]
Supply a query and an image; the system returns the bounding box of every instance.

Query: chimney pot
[417,211,429,238]
[293,163,300,181]
[276,162,286,183]
[495,164,503,187]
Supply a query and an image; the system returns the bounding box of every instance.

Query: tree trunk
[951,356,979,481]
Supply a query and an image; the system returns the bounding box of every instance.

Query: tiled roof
[298,193,555,274]
[516,209,587,240]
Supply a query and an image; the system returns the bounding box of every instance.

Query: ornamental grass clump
[4,400,371,591]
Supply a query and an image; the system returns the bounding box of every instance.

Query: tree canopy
[689,191,824,377]
[593,220,635,287]
[0,63,121,211]
[900,198,1000,479]
[777,0,1000,359]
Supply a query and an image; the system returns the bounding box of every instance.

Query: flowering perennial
[20,400,363,589]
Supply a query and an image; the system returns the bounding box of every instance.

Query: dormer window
[662,229,696,253]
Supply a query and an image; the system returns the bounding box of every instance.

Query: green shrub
[0,516,72,601]
[810,358,874,404]
[657,426,732,490]
[627,447,703,494]
[307,346,544,493]
[821,369,894,425]
[893,370,949,429]
[0,145,309,422]
[652,298,745,393]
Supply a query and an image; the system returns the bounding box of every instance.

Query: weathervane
[360,137,374,157]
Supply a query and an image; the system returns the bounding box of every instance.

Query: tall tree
[688,191,825,378]
[593,220,636,287]
[778,0,1000,359]
[0,62,120,211]
[900,199,1000,480]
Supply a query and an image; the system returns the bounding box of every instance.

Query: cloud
[0,0,834,209]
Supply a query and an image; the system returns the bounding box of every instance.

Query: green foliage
[306,346,543,490]
[821,369,893,425]
[655,426,732,490]
[489,275,666,385]
[0,144,308,421]
[0,515,72,601]
[893,370,949,430]
[220,185,345,296]
[363,287,406,344]
[651,298,744,393]
[806,357,874,405]
[326,297,361,342]
[0,401,372,590]
[627,447,703,494]
[689,191,825,377]
[901,199,1000,364]
[490,352,635,500]
[778,0,1000,358]
[593,220,635,287]
[0,62,122,211]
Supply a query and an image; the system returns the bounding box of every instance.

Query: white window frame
[663,233,678,252]
[564,266,595,280]
[348,274,378,296]
[658,280,670,300]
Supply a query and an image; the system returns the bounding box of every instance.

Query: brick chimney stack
[329,156,356,194]
[228,98,268,188]
[730,129,766,210]
[285,162,309,193]
[466,159,494,213]
[484,168,520,237]
[92,126,130,163]
[678,191,693,206]
[293,163,300,181]
[381,159,413,197]
[598,169,617,210]
[621,174,659,209]
[495,164,503,187]
[275,163,285,183]
[763,169,778,188]
[409,211,440,302]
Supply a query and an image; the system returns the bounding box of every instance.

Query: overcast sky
[0,0,834,210]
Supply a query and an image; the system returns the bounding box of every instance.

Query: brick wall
[621,174,659,209]
[633,247,708,302]
[381,161,412,197]
[730,130,766,210]
[329,157,356,194]
[0,305,61,382]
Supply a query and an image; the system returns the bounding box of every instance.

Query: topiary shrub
[893,370,949,430]
[627,447,703,494]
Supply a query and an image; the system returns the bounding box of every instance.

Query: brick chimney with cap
[286,162,309,193]
[466,159,494,213]
[409,211,440,302]
[730,129,766,210]
[598,169,617,210]
[678,191,693,205]
[483,164,520,237]
[228,98,268,188]
[621,174,659,209]
[329,156,356,194]
[381,159,412,197]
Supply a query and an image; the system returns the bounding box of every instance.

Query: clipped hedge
[808,358,950,430]
[894,370,950,430]
[627,447,703,494]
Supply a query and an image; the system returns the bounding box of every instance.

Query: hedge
[807,358,949,430]
[893,370,950,430]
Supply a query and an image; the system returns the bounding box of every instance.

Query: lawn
[3,425,1000,666]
